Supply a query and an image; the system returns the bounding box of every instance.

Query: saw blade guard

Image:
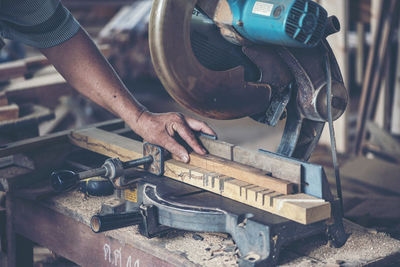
[149,0,281,119]
[149,0,348,160]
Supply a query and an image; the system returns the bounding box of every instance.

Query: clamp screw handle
[50,170,79,192]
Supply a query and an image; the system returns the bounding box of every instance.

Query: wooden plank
[0,104,19,121]
[163,160,330,224]
[0,119,123,158]
[70,128,294,194]
[198,135,233,160]
[3,73,74,107]
[0,44,111,82]
[355,0,400,154]
[0,92,8,106]
[0,60,27,82]
[70,128,142,161]
[198,136,301,185]
[188,153,294,194]
[232,146,300,185]
[68,128,331,224]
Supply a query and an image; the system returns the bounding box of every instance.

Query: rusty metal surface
[149,0,272,119]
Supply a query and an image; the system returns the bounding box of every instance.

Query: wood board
[0,104,19,121]
[198,136,301,185]
[0,92,8,106]
[70,128,294,194]
[3,73,74,108]
[69,128,331,224]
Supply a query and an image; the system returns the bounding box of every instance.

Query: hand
[131,111,216,162]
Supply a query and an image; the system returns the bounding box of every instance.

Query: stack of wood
[0,44,111,142]
[98,0,157,81]
[0,94,18,122]
[353,0,400,163]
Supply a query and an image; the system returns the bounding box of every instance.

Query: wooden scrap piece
[232,146,300,184]
[0,60,27,81]
[0,92,8,106]
[198,136,301,188]
[189,153,294,194]
[198,135,234,160]
[163,159,330,224]
[68,128,331,224]
[69,128,142,161]
[4,73,74,107]
[0,44,110,82]
[70,128,294,194]
[0,103,19,121]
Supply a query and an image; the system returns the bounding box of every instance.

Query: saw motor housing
[216,0,328,48]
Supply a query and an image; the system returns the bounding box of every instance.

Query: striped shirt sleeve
[0,0,81,48]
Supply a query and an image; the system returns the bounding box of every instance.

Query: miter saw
[150,0,347,161]
[52,0,349,266]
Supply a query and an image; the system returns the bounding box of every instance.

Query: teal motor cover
[228,0,328,48]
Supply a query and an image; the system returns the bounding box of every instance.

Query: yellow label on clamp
[124,188,138,202]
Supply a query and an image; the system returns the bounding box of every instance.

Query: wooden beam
[70,128,294,194]
[0,44,111,82]
[0,119,124,158]
[69,128,331,224]
[198,136,301,185]
[188,153,295,194]
[164,161,330,224]
[0,60,27,82]
[0,92,8,106]
[0,104,19,121]
[4,73,74,108]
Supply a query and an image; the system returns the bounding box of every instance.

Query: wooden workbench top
[17,190,397,267]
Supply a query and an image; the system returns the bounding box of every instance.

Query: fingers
[173,121,206,155]
[161,135,189,163]
[132,112,216,162]
[185,117,217,136]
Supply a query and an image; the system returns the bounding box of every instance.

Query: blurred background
[0,0,399,266]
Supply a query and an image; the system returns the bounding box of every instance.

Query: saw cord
[325,53,344,216]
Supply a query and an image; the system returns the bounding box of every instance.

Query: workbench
[5,186,400,267]
[0,120,399,266]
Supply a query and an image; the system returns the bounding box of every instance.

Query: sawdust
[45,191,113,225]
[280,220,400,266]
[46,192,400,266]
[162,232,237,266]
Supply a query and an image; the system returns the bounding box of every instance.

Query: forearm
[40,27,215,162]
[39,28,146,126]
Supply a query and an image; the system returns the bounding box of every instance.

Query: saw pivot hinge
[51,142,165,192]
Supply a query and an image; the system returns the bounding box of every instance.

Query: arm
[40,28,215,162]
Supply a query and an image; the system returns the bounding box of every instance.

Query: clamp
[51,142,164,192]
